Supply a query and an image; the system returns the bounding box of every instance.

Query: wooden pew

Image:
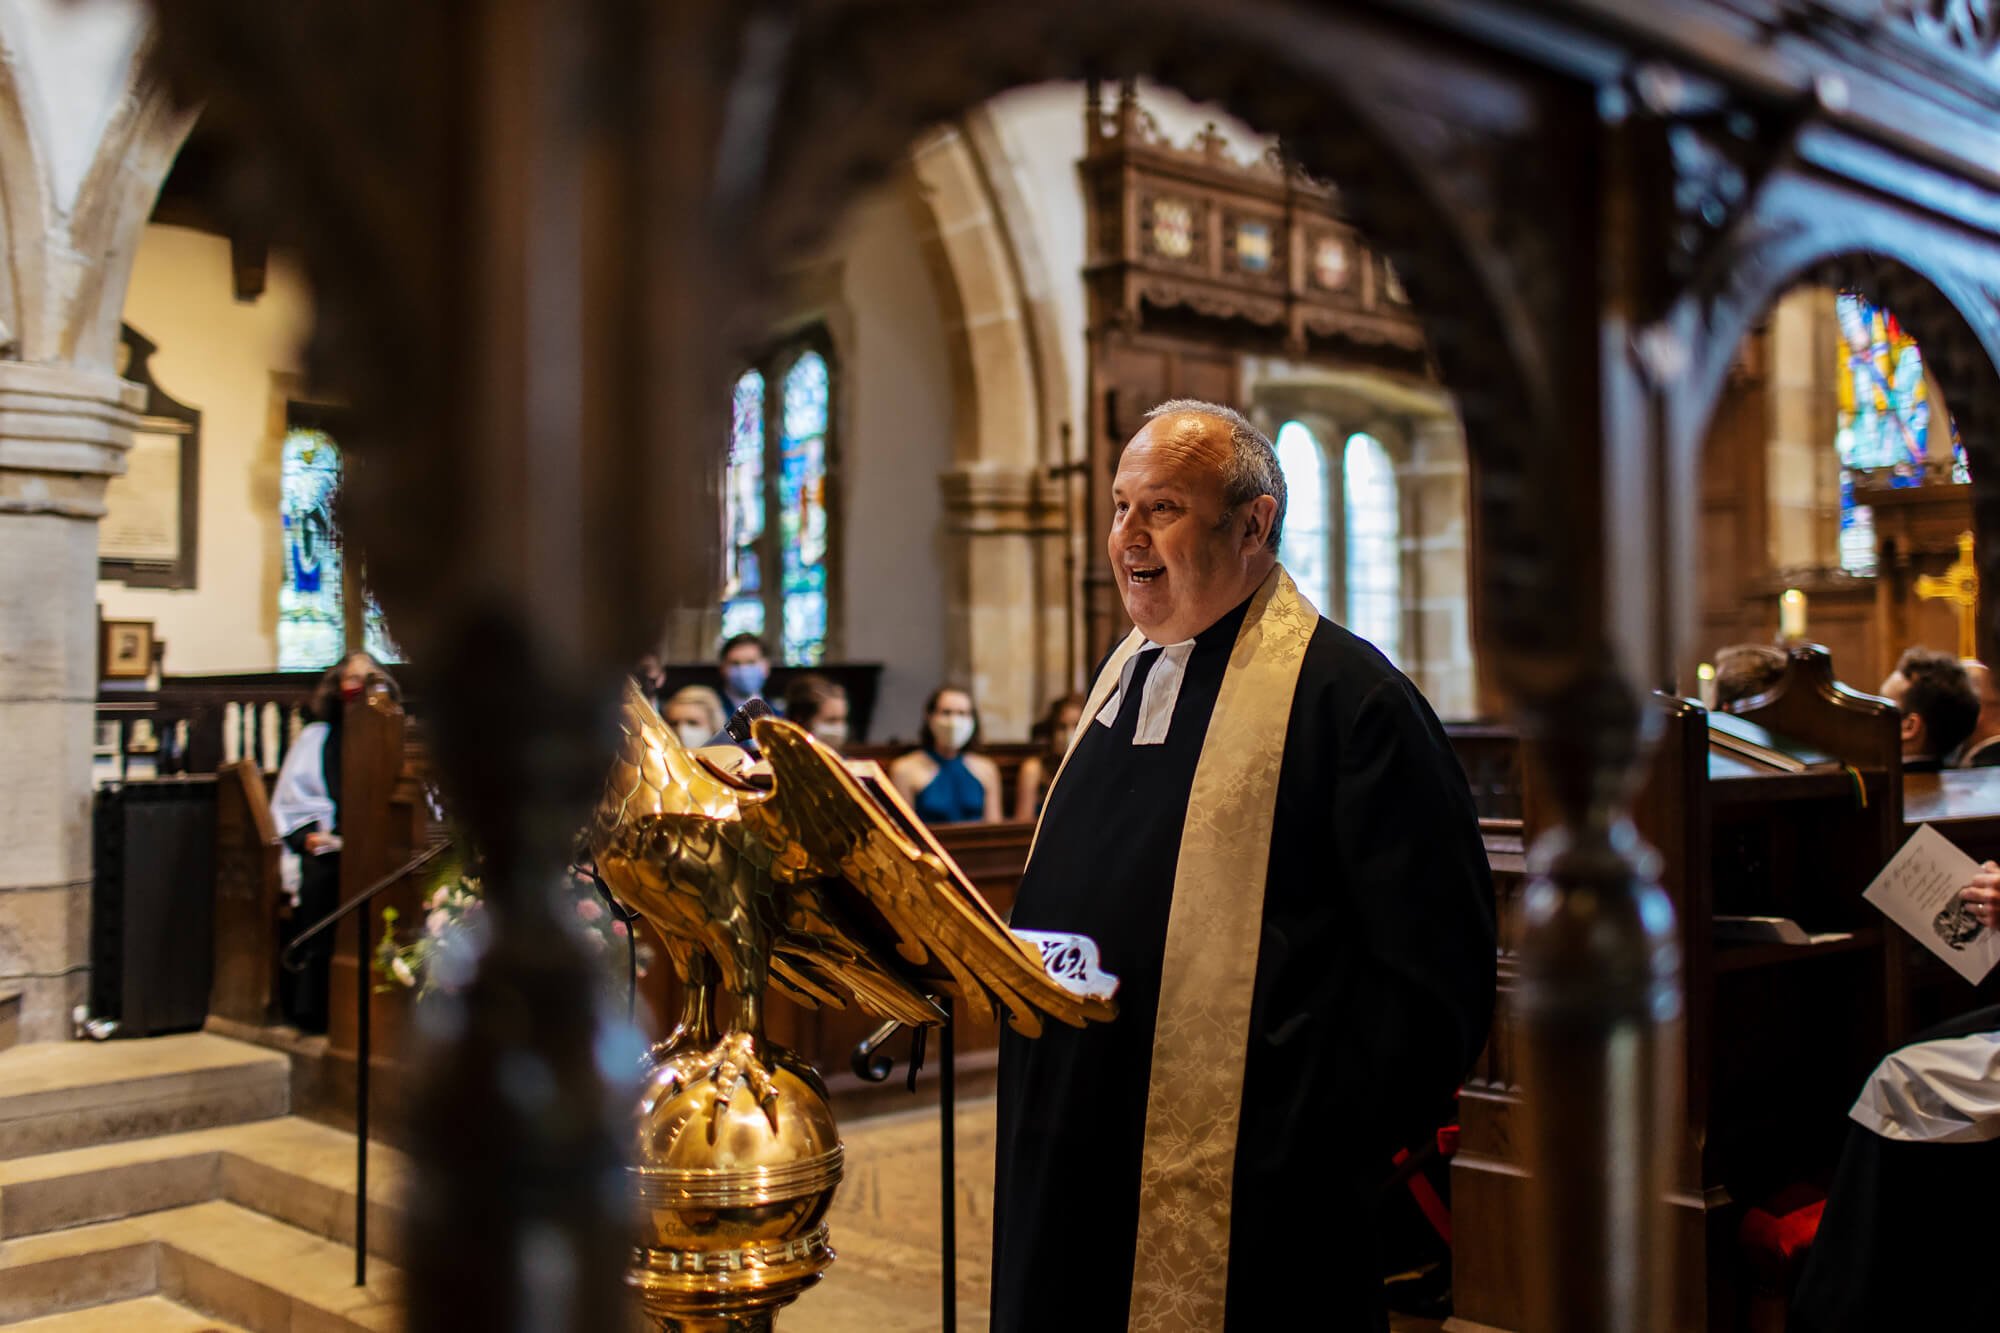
[322,686,440,1132]
[1454,645,1904,1333]
[210,759,285,1026]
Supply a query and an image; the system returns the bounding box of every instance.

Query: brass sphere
[629,1031,842,1330]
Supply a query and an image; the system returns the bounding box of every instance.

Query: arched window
[1275,420,1332,612]
[1834,292,1964,576]
[723,341,835,663]
[1343,431,1401,662]
[277,414,397,670]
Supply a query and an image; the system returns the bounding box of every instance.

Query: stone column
[1402,413,1476,717]
[0,361,142,1040]
[941,462,1063,740]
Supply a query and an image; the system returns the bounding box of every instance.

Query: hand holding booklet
[1863,823,2000,984]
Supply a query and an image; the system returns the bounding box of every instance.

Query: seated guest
[660,685,727,750]
[270,650,398,1034]
[1013,692,1085,821]
[1792,861,2000,1331]
[1877,646,1979,771]
[1712,642,1787,710]
[783,673,850,750]
[890,686,1001,825]
[634,651,667,707]
[718,633,779,716]
[1958,660,2000,767]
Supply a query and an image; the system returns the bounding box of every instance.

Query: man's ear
[1240,495,1280,552]
[1903,712,1924,744]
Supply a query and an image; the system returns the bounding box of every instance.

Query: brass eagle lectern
[591,682,1116,1331]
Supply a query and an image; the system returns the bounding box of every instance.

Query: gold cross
[1916,530,1981,660]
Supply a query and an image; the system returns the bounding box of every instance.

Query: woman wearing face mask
[783,674,851,751]
[890,686,1001,825]
[270,650,398,1033]
[661,685,728,750]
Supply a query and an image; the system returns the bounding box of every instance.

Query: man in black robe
[991,401,1495,1332]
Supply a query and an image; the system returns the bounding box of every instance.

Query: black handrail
[281,839,453,967]
[281,837,451,1288]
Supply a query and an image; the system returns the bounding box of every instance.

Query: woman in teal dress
[890,686,1001,825]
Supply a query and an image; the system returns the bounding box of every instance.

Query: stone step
[0,1202,401,1331]
[4,1295,247,1331]
[0,1037,288,1161]
[0,996,19,1056]
[0,1118,408,1262]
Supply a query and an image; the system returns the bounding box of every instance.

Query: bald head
[1966,660,2000,750]
[1142,400,1287,550]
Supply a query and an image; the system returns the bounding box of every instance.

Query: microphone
[710,697,775,755]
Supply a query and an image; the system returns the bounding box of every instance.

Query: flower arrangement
[373,858,652,1001]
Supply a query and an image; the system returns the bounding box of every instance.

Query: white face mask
[937,715,975,752]
[673,721,711,749]
[813,721,849,747]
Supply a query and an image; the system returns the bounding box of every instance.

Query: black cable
[571,857,642,1021]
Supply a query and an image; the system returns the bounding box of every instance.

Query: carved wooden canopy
[1081,80,1430,373]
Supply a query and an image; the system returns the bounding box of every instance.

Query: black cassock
[992,596,1495,1332]
[1791,1003,2000,1333]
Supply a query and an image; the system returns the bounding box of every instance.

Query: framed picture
[100,324,202,590]
[101,618,156,680]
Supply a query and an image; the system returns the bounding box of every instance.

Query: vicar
[992,401,1495,1332]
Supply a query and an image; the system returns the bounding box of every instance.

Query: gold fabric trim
[1127,567,1317,1331]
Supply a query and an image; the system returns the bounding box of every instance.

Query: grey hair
[1143,398,1288,549]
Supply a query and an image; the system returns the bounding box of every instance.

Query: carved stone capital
[939,463,1058,533]
[0,361,144,518]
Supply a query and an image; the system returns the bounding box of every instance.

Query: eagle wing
[745,716,1117,1037]
[591,681,942,1026]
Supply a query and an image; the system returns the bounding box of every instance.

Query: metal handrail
[281,836,451,1288]
[280,838,453,967]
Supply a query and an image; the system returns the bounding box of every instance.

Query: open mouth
[1127,566,1164,584]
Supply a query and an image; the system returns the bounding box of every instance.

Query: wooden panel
[210,759,282,1025]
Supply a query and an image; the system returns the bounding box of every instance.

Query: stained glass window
[779,352,830,664]
[278,427,346,670]
[1835,293,1965,577]
[722,343,835,664]
[723,370,767,642]
[1344,432,1401,662]
[278,419,398,670]
[1275,421,1331,613]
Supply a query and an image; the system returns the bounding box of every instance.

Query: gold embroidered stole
[1026,567,1318,1330]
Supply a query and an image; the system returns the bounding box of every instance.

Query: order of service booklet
[1864,823,2000,985]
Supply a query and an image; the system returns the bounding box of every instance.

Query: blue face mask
[723,662,768,699]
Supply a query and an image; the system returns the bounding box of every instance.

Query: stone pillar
[1766,286,1842,569]
[1402,413,1476,717]
[0,361,142,1040]
[941,463,1062,740]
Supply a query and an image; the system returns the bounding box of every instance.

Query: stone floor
[0,1034,1444,1330]
[793,1096,1445,1333]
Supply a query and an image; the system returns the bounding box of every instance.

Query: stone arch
[0,21,194,368]
[1672,168,2000,668]
[903,117,1070,736]
[711,0,1592,706]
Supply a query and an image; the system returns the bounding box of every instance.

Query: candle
[1696,662,1717,710]
[1780,588,1808,641]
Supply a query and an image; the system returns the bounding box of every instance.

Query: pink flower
[426,888,446,912]
[426,909,451,936]
[611,920,628,938]
[576,897,604,923]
